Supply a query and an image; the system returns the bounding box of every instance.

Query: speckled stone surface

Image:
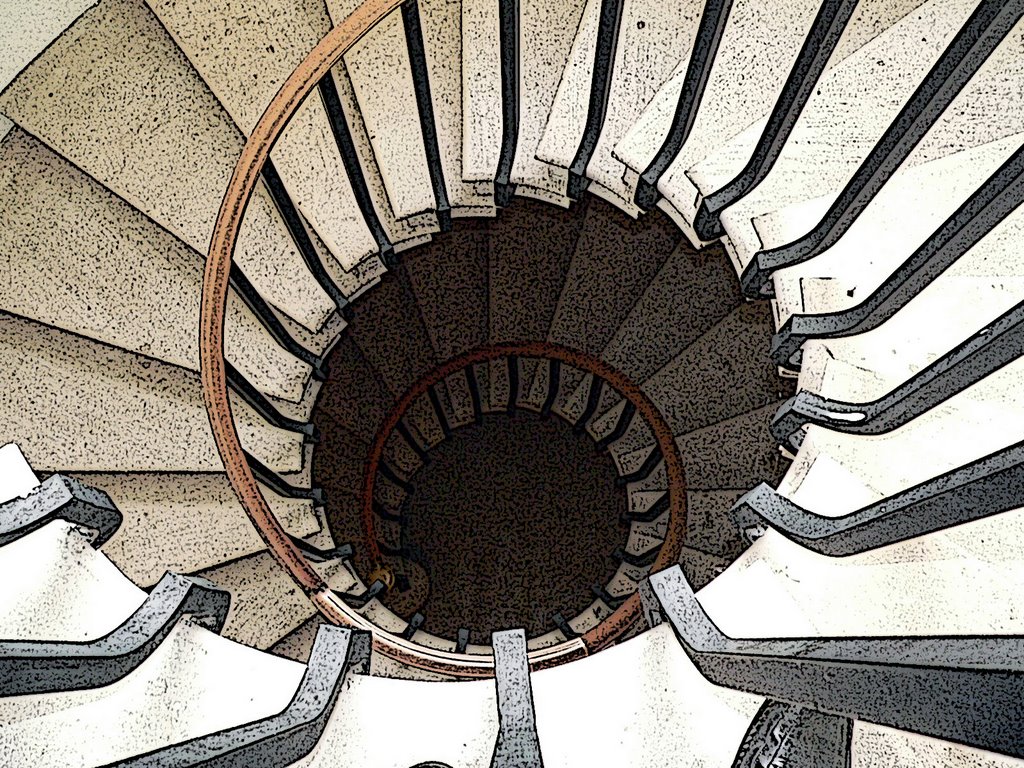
[350,268,439,398]
[0,0,335,331]
[344,10,436,222]
[673,401,791,490]
[548,199,680,356]
[146,0,379,269]
[312,336,396,445]
[489,198,589,343]
[601,238,742,383]
[0,129,312,403]
[391,412,628,644]
[72,472,319,587]
[639,301,783,437]
[0,311,303,473]
[404,225,491,360]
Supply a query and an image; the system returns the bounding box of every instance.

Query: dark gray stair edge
[0,571,231,696]
[731,439,1024,556]
[0,473,122,549]
[642,566,1024,759]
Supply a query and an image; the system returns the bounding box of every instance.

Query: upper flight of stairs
[3,0,1024,764]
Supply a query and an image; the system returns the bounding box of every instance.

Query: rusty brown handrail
[201,0,685,677]
[361,342,688,656]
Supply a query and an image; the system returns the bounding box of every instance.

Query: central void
[397,411,627,644]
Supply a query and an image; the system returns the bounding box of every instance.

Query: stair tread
[343,9,438,225]
[582,0,706,210]
[769,132,1024,326]
[72,472,319,588]
[0,620,304,766]
[781,356,1024,517]
[0,312,304,473]
[512,0,590,200]
[147,0,380,270]
[0,0,336,332]
[0,129,313,403]
[699,504,1024,638]
[0,519,145,642]
[531,623,762,767]
[548,199,680,356]
[403,229,491,360]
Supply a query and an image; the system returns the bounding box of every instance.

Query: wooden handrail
[201,0,686,677]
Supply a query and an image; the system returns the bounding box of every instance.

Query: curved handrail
[360,342,689,661]
[200,1,685,677]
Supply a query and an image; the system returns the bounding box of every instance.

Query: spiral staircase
[2,0,1024,764]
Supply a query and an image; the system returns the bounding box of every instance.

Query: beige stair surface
[0,0,337,332]
[512,0,589,204]
[0,128,313,404]
[614,0,925,240]
[342,7,438,227]
[461,0,502,185]
[70,472,320,587]
[197,549,357,649]
[582,0,705,213]
[0,0,96,91]
[419,0,495,215]
[0,312,304,474]
[145,0,381,271]
[291,670,498,766]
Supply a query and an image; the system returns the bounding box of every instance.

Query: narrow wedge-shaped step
[107,626,371,768]
[0,313,304,474]
[350,268,440,398]
[418,0,496,215]
[772,138,1024,369]
[574,0,706,212]
[710,507,1024,637]
[196,550,357,650]
[0,129,314,404]
[531,621,762,766]
[693,0,1022,281]
[461,0,503,191]
[402,224,491,360]
[489,199,588,343]
[0,571,230,697]
[637,302,781,437]
[772,299,1024,452]
[0,0,336,332]
[0,620,307,766]
[789,198,1024,407]
[547,201,680,356]
[534,0,623,198]
[72,473,319,588]
[341,5,441,231]
[649,565,1024,760]
[145,0,381,273]
[511,0,590,204]
[742,2,1024,295]
[597,241,741,384]
[312,336,396,446]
